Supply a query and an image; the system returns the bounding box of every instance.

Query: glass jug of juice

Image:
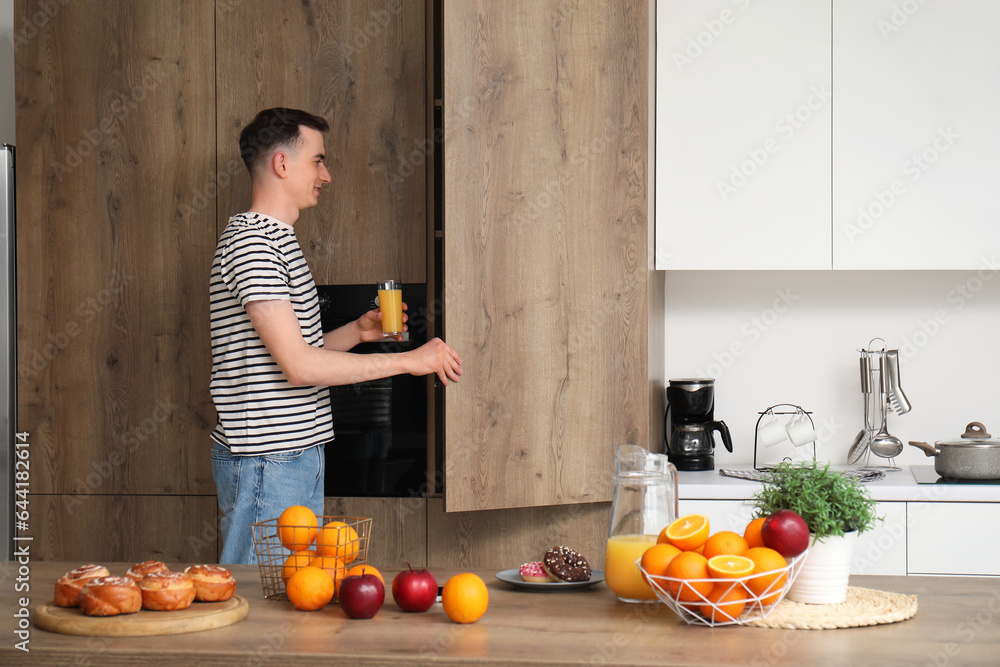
[605,444,678,602]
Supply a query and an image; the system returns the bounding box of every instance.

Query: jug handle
[713,420,733,453]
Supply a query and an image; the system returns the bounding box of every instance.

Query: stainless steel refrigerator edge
[1,144,14,559]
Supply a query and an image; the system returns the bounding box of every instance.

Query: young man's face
[283,126,331,210]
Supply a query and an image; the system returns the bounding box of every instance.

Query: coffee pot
[664,378,733,471]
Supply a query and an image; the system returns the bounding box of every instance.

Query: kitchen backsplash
[663,269,1000,472]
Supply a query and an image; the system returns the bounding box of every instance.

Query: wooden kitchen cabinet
[215,0,428,286]
[655,0,832,270]
[832,0,1000,269]
[441,0,660,512]
[15,0,218,561]
[15,0,659,563]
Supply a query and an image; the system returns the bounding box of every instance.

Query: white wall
[664,269,1000,470]
[0,0,14,145]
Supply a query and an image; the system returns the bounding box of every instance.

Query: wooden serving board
[33,595,249,637]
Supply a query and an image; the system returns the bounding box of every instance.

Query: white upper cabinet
[657,0,1000,270]
[833,0,1000,269]
[656,0,832,270]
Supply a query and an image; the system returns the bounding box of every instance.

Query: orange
[745,547,788,606]
[663,551,714,602]
[281,548,317,582]
[699,583,747,622]
[344,564,384,588]
[309,555,347,593]
[744,517,767,549]
[442,573,489,624]
[706,554,755,579]
[664,514,710,552]
[703,531,749,560]
[285,565,334,611]
[277,505,319,552]
[639,543,682,586]
[315,521,360,564]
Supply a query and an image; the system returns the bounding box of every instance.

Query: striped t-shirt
[209,212,334,454]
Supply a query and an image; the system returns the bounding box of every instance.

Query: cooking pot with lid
[908,422,1000,480]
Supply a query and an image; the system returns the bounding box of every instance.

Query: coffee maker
[664,378,732,471]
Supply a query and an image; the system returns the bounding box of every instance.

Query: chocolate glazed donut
[543,546,592,583]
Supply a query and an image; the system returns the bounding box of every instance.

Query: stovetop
[911,465,1000,485]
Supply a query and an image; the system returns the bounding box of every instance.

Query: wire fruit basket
[637,551,808,627]
[252,515,372,601]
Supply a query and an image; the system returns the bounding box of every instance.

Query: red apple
[338,572,385,619]
[392,562,438,613]
[761,509,810,557]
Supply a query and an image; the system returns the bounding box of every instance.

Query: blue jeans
[211,441,325,565]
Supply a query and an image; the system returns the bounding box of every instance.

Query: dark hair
[238,108,330,174]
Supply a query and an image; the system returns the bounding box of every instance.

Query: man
[209,108,462,564]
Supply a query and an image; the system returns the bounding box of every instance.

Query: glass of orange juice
[377,280,403,337]
[606,445,678,603]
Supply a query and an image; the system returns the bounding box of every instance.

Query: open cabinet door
[442,0,654,512]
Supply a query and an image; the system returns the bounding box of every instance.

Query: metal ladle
[870,371,903,459]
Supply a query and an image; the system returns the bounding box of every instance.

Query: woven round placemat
[745,586,918,630]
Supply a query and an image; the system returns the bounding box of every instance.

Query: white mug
[786,415,817,446]
[757,419,788,447]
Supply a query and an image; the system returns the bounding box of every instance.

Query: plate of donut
[496,546,604,591]
[495,568,605,591]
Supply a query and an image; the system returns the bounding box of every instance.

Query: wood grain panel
[26,495,219,563]
[324,496,428,568]
[14,0,216,495]
[442,1,650,511]
[425,497,610,570]
[216,0,427,286]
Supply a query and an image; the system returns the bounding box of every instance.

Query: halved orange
[707,554,755,579]
[664,514,710,552]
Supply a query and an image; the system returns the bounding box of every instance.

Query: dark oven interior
[317,284,429,497]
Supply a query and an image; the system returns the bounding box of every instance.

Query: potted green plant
[752,461,880,604]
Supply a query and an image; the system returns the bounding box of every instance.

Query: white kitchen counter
[678,465,1000,503]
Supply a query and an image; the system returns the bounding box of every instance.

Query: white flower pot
[786,531,857,604]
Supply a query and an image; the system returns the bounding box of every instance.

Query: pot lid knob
[961,422,992,439]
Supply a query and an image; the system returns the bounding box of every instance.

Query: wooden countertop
[3,561,999,666]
